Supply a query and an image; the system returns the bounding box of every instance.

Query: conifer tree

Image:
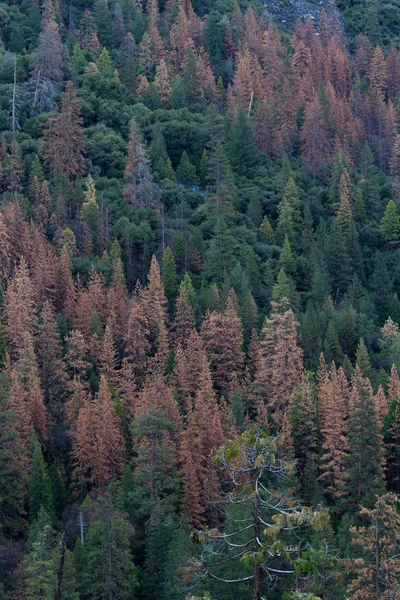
[7,138,23,195]
[318,362,349,503]
[381,199,400,249]
[72,375,125,492]
[276,178,301,245]
[141,256,169,359]
[355,338,373,382]
[172,277,196,348]
[84,495,138,600]
[342,369,385,513]
[291,372,321,503]
[253,300,303,429]
[279,234,297,275]
[37,301,67,417]
[29,12,64,114]
[123,296,150,385]
[25,509,57,600]
[28,440,54,522]
[0,374,28,536]
[123,120,161,210]
[4,257,37,359]
[347,494,400,599]
[176,151,198,186]
[301,95,330,181]
[41,81,86,181]
[201,290,244,393]
[131,408,179,522]
[161,246,178,300]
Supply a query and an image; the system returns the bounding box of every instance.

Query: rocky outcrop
[261,0,343,32]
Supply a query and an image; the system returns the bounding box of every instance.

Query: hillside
[1,0,400,598]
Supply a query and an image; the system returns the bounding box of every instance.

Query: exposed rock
[261,0,343,32]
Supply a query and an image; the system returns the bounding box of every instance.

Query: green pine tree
[28,440,54,522]
[381,200,400,250]
[161,246,178,300]
[84,495,139,600]
[176,151,198,187]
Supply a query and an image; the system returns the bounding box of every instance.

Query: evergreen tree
[342,370,385,514]
[28,441,54,523]
[227,109,260,177]
[176,151,198,187]
[25,508,57,600]
[123,120,161,210]
[182,47,204,112]
[381,199,400,249]
[84,495,138,600]
[29,12,64,114]
[276,178,301,246]
[161,246,178,300]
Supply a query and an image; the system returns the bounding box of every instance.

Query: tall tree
[41,81,86,181]
[4,257,37,359]
[201,290,244,394]
[123,120,161,210]
[84,495,139,600]
[29,12,64,114]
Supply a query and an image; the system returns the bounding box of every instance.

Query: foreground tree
[192,428,332,600]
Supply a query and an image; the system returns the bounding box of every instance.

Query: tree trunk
[54,532,66,600]
[253,493,262,600]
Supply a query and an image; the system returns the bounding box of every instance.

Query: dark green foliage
[227,109,260,177]
[83,495,139,600]
[342,381,385,514]
[28,441,54,523]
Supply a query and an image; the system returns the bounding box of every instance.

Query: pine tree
[201,290,244,393]
[37,301,67,417]
[154,59,171,106]
[182,47,204,112]
[176,151,198,186]
[4,257,37,359]
[301,95,331,181]
[161,247,178,300]
[29,12,64,114]
[60,550,80,600]
[347,494,400,599]
[84,495,139,600]
[355,338,373,382]
[0,373,28,536]
[318,362,349,503]
[291,372,321,503]
[131,408,180,521]
[279,234,297,276]
[342,369,385,513]
[72,375,125,492]
[123,296,150,385]
[207,139,235,214]
[141,256,169,360]
[381,199,400,249]
[253,301,303,430]
[28,440,54,522]
[7,138,23,195]
[41,81,86,181]
[172,276,196,348]
[123,120,161,210]
[81,175,99,233]
[25,508,57,600]
[276,178,301,245]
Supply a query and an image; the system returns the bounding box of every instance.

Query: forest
[1,0,400,597]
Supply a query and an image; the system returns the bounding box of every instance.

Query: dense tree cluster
[2,0,400,598]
